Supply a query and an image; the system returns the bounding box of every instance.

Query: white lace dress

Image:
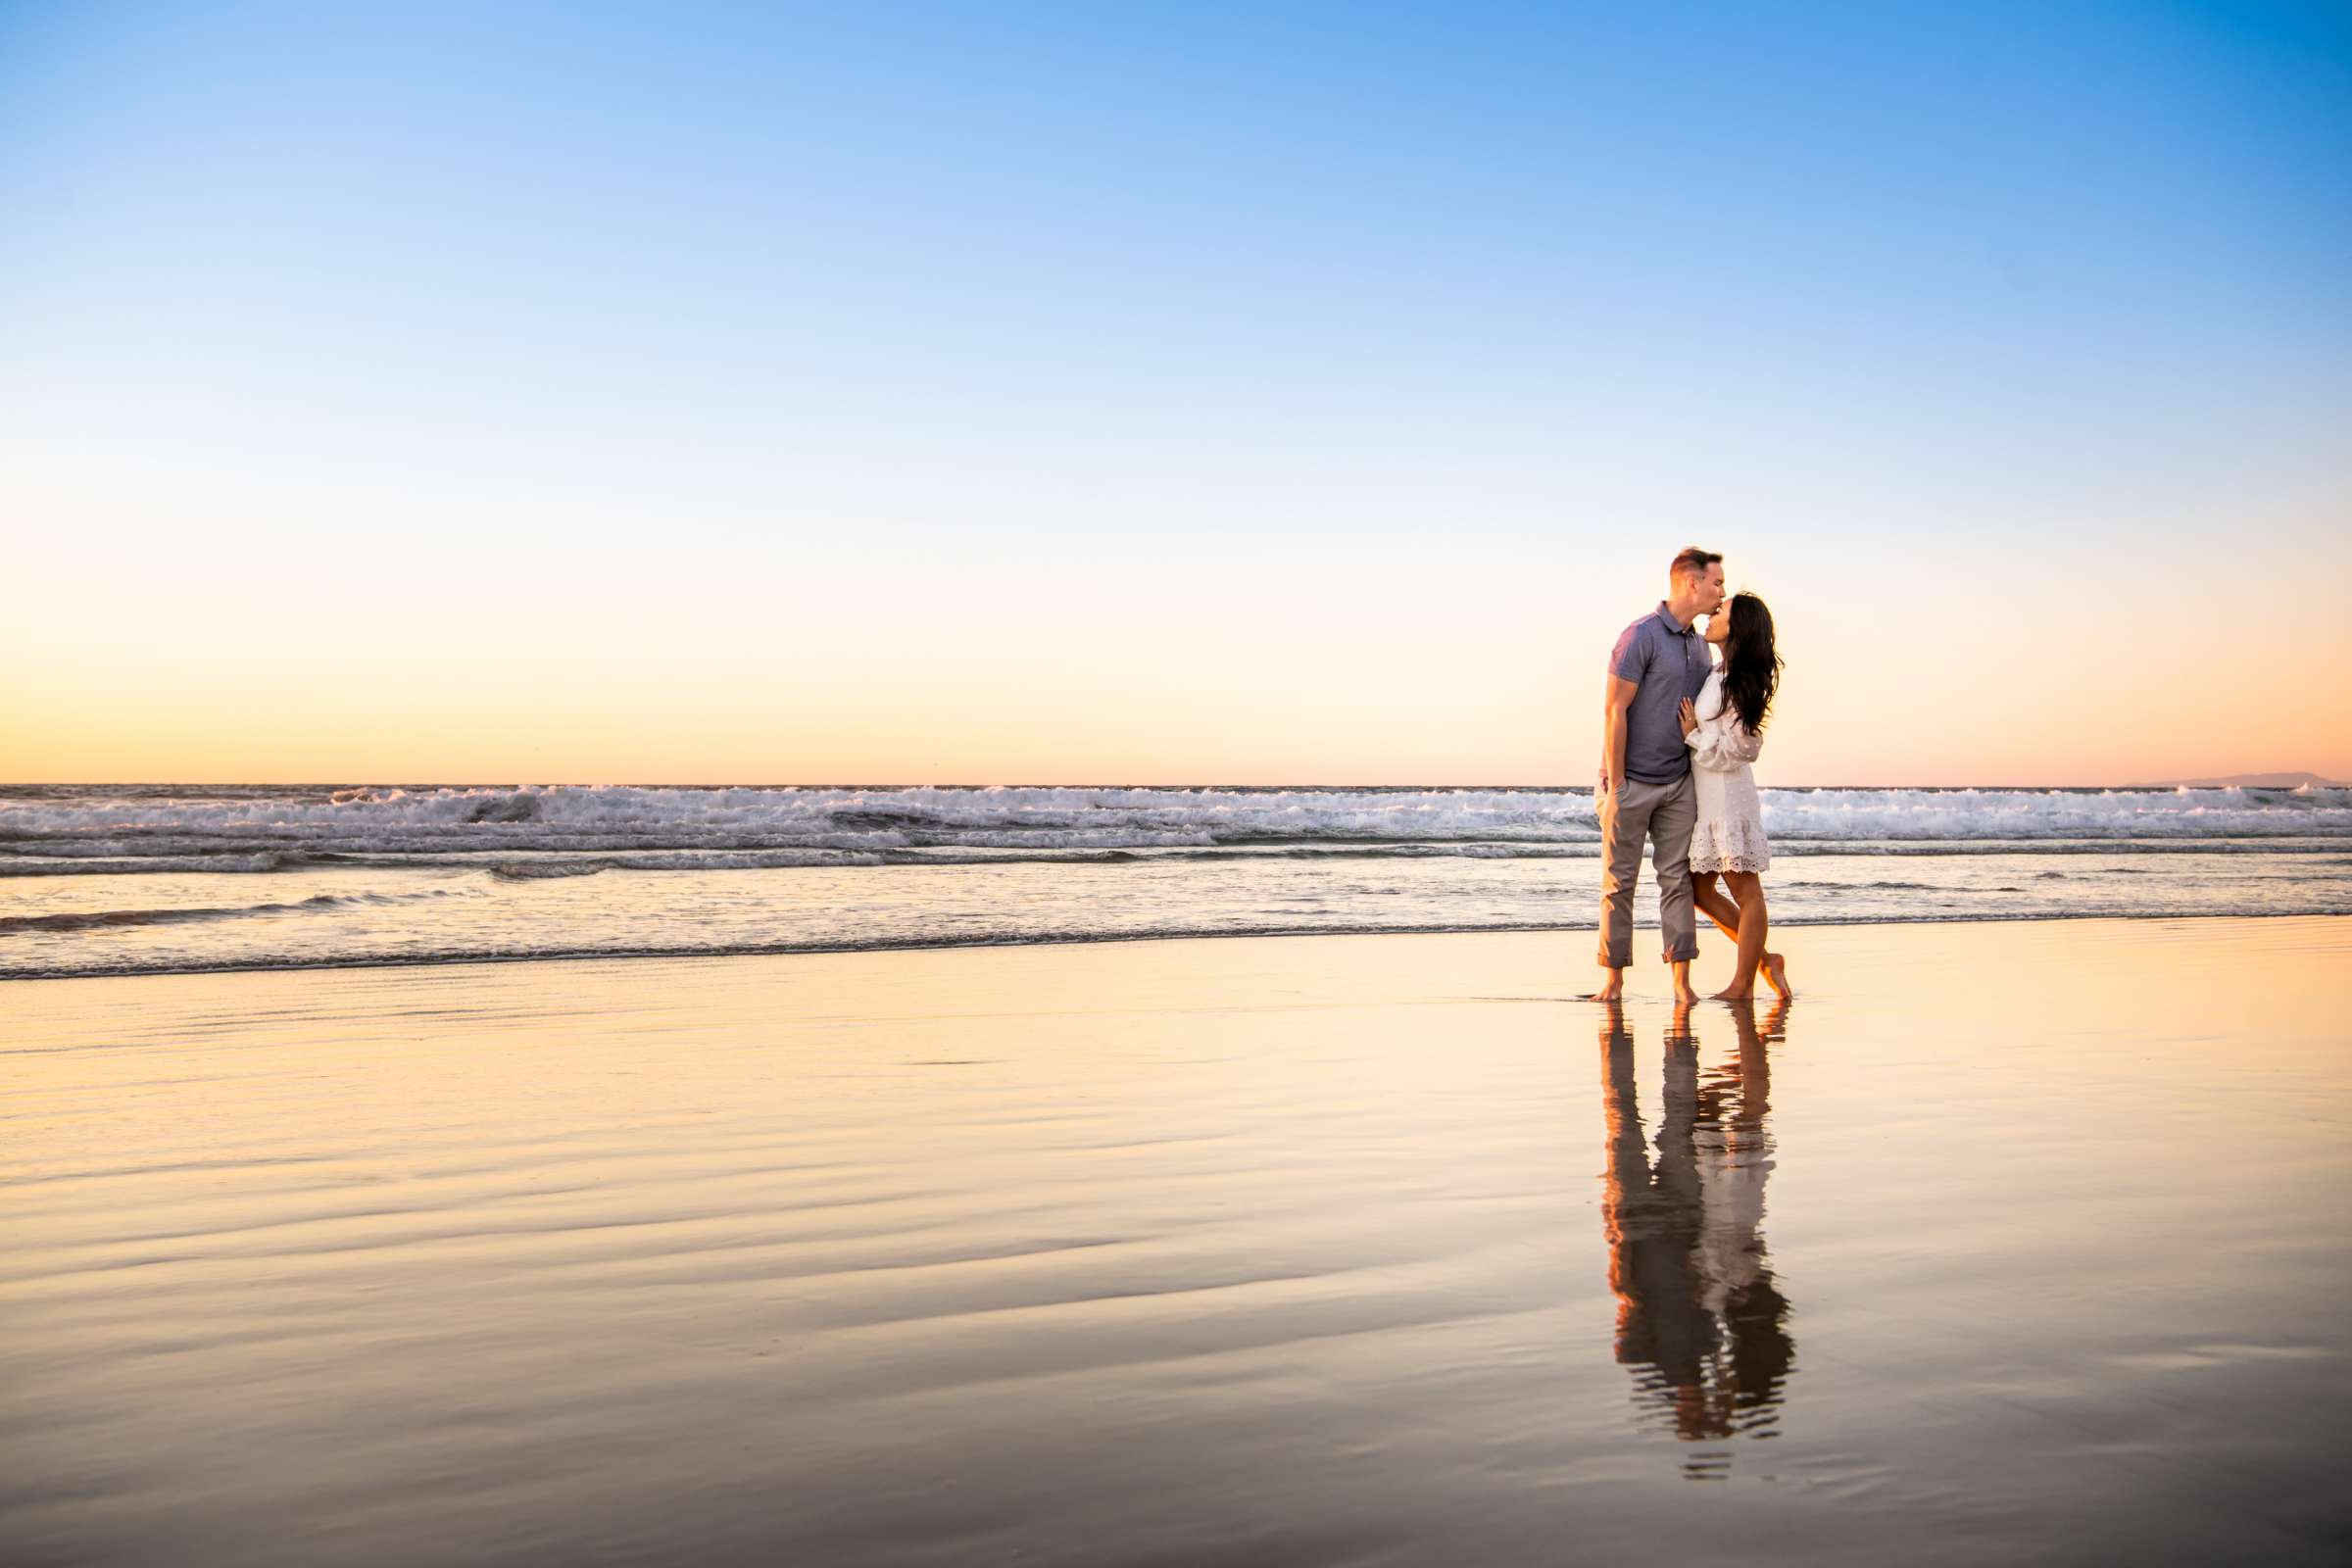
[1687,667,1770,874]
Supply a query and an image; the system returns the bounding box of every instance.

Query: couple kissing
[1591,547,1789,1005]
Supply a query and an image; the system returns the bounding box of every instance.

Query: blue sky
[4,2,2347,782]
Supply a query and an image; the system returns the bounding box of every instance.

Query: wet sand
[6,918,2349,1565]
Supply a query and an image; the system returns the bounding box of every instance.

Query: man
[1591,547,1725,1004]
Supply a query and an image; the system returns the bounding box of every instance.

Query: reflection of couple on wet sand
[1591,547,1791,1004]
[1599,998,1794,1459]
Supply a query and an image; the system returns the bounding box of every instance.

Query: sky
[3,0,2347,786]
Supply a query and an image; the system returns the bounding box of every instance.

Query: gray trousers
[1596,771,1698,969]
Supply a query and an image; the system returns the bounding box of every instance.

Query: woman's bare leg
[1711,870,1770,1000]
[1693,870,1789,998]
[1691,871,1741,944]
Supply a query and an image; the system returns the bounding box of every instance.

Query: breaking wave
[4,782,2348,877]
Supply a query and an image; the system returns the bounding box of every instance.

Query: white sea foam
[2,783,2347,876]
[3,805,2345,980]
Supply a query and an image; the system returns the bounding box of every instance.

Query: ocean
[4,782,2348,980]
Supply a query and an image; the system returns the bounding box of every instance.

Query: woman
[1678,592,1789,1001]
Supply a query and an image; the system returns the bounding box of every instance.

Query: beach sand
[6,918,2349,1565]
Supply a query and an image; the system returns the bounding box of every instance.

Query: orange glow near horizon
[7,538,2340,787]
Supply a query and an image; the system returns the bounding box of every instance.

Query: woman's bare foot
[1710,986,1753,1002]
[1674,982,1700,1005]
[1762,953,1791,999]
[1590,974,1624,1003]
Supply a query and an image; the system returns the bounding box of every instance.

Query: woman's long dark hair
[1722,592,1782,734]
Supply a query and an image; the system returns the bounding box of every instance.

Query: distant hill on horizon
[2124,770,2346,789]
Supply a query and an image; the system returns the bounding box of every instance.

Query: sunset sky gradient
[4,1,2347,785]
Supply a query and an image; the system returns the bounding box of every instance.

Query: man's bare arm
[1599,675,1639,796]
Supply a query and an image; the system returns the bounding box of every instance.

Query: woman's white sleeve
[1687,718,1763,771]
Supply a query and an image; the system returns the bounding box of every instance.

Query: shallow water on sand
[4,918,2348,1564]
[6,845,2347,979]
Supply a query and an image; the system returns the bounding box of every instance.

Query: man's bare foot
[1589,980,1624,1003]
[1762,953,1791,999]
[1673,984,1700,1005]
[1710,986,1753,1002]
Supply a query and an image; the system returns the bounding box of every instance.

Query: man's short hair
[1670,546,1723,582]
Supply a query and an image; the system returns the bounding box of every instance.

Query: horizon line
[5,776,2344,793]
